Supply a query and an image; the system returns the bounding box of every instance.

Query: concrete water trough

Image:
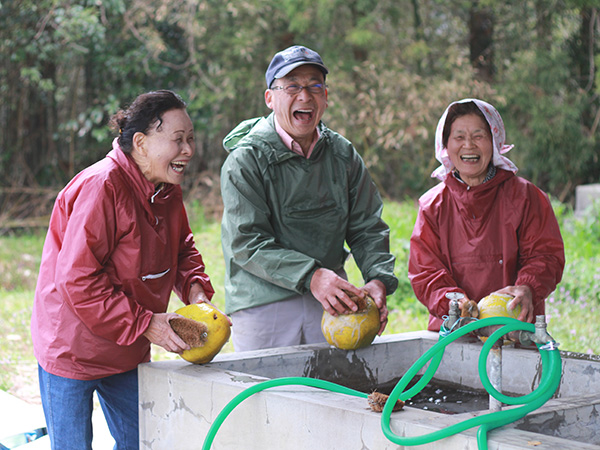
[139,330,600,449]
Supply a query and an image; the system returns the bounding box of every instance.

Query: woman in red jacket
[31,90,216,449]
[408,98,565,332]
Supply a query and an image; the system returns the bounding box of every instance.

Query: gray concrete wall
[575,183,600,216]
[138,331,600,449]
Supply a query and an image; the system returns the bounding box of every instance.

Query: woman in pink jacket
[31,90,216,449]
[408,98,565,332]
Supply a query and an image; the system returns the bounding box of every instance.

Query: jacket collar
[107,138,175,203]
[445,166,513,193]
[444,168,514,220]
[224,113,329,165]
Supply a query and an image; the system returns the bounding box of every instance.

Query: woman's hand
[189,283,232,326]
[494,285,534,323]
[458,296,479,318]
[189,282,209,304]
[143,313,190,354]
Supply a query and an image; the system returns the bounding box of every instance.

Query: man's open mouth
[293,109,314,122]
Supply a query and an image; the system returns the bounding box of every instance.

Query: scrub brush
[170,317,208,348]
[367,391,404,412]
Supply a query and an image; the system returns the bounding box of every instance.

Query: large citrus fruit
[478,293,521,320]
[477,293,521,343]
[321,291,380,350]
[174,302,231,364]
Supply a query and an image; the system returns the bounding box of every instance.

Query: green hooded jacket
[220,113,398,314]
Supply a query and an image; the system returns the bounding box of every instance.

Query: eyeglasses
[271,83,327,95]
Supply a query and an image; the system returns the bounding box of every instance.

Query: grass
[1,199,599,398]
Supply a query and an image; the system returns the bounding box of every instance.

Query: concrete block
[139,332,600,449]
[575,183,600,216]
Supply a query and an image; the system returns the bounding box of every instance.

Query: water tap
[519,315,560,350]
[442,292,464,331]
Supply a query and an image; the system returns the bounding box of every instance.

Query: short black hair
[109,90,187,153]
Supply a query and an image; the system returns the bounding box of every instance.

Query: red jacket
[31,143,214,380]
[409,169,564,331]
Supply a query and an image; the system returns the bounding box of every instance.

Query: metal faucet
[442,292,464,331]
[519,315,559,350]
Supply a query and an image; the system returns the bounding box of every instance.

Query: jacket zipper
[151,183,164,203]
[141,268,170,281]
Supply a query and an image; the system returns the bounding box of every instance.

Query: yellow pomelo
[321,292,380,350]
[175,303,231,364]
[477,293,521,343]
[478,293,521,319]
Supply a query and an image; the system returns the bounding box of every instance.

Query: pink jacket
[409,169,564,331]
[32,143,213,380]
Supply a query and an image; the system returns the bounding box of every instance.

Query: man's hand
[362,279,388,335]
[494,285,534,323]
[309,268,363,316]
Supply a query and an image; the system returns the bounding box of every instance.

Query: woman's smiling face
[132,108,195,186]
[446,114,493,187]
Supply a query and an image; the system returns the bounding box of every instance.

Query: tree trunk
[577,7,595,91]
[469,2,494,82]
[534,0,553,51]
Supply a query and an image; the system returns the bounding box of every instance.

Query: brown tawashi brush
[170,317,208,348]
[367,391,405,413]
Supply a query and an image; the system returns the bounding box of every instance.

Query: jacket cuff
[185,275,215,303]
[369,275,399,296]
[302,265,321,294]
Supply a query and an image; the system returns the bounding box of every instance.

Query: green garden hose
[380,317,562,449]
[202,316,562,450]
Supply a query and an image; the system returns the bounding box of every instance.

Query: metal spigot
[442,292,464,331]
[519,315,559,349]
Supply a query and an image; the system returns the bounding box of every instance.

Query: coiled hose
[202,316,562,450]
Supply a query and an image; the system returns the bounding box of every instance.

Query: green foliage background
[1,0,600,204]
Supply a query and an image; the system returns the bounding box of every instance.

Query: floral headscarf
[431,98,518,180]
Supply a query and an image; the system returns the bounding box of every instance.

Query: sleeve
[173,203,215,303]
[220,149,320,294]
[54,179,153,346]
[408,199,465,319]
[345,149,398,294]
[514,185,565,307]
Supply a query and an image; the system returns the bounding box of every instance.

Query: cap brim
[274,62,328,80]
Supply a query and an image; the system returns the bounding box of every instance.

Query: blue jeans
[38,365,139,450]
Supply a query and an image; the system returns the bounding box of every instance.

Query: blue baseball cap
[265,45,329,88]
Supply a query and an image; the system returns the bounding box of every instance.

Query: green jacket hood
[222,116,264,153]
[223,113,328,162]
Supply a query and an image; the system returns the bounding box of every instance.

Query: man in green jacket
[220,45,398,351]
